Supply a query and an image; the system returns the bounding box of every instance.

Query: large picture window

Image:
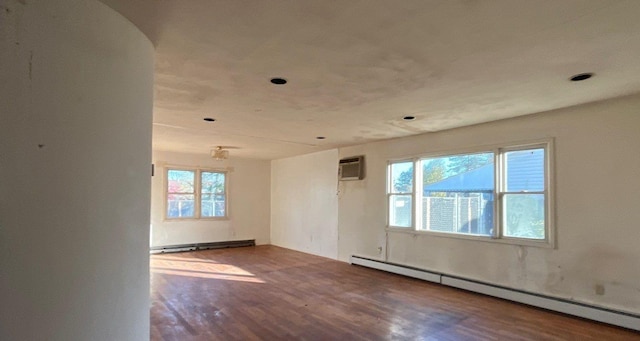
[166,168,227,219]
[419,152,494,236]
[387,140,552,246]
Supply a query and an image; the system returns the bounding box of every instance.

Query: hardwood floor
[150,245,639,340]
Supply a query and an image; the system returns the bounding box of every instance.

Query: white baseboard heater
[150,239,255,254]
[350,255,640,332]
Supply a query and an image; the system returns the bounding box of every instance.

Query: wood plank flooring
[150,245,639,340]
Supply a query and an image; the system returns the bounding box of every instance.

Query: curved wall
[0,0,154,340]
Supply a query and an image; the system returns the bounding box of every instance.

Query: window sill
[385,227,554,249]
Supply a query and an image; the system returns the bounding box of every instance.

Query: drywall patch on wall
[271,149,339,259]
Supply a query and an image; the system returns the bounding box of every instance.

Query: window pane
[201,194,226,217]
[420,152,494,236]
[438,152,494,178]
[421,192,493,236]
[201,172,225,194]
[389,195,412,227]
[167,170,195,193]
[503,193,545,239]
[391,162,413,193]
[167,194,195,218]
[505,148,544,192]
[215,195,226,216]
[201,193,214,217]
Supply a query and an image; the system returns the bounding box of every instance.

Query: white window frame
[496,141,553,247]
[164,167,229,221]
[385,139,554,248]
[387,160,415,228]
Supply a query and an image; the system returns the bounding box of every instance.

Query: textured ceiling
[100,0,640,160]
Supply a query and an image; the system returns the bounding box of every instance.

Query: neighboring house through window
[387,139,553,247]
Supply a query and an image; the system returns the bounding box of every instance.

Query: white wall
[151,151,271,247]
[271,149,339,259]
[0,1,154,340]
[271,94,640,314]
[338,94,640,314]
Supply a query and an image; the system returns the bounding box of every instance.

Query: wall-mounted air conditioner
[339,155,364,180]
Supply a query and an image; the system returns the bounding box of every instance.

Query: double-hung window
[499,146,547,240]
[387,161,414,227]
[386,140,553,246]
[166,168,227,220]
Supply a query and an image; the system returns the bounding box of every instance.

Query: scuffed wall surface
[338,94,640,314]
[0,0,153,339]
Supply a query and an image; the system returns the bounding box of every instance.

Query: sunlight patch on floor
[151,256,265,283]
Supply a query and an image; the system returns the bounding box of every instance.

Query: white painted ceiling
[100,0,640,160]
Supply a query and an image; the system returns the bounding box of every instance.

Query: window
[388,161,414,227]
[500,147,546,240]
[387,140,552,246]
[166,168,227,219]
[418,152,494,236]
[167,169,196,218]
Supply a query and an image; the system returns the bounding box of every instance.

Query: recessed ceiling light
[316,136,326,140]
[270,78,287,85]
[570,73,593,82]
[203,117,216,122]
[403,116,416,121]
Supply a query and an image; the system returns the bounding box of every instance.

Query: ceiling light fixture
[211,146,229,160]
[403,116,416,121]
[270,77,287,85]
[203,117,216,122]
[570,73,593,82]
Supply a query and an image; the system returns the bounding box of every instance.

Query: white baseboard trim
[442,276,639,331]
[350,256,441,283]
[350,255,639,331]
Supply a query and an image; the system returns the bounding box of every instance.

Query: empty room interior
[2,0,640,340]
